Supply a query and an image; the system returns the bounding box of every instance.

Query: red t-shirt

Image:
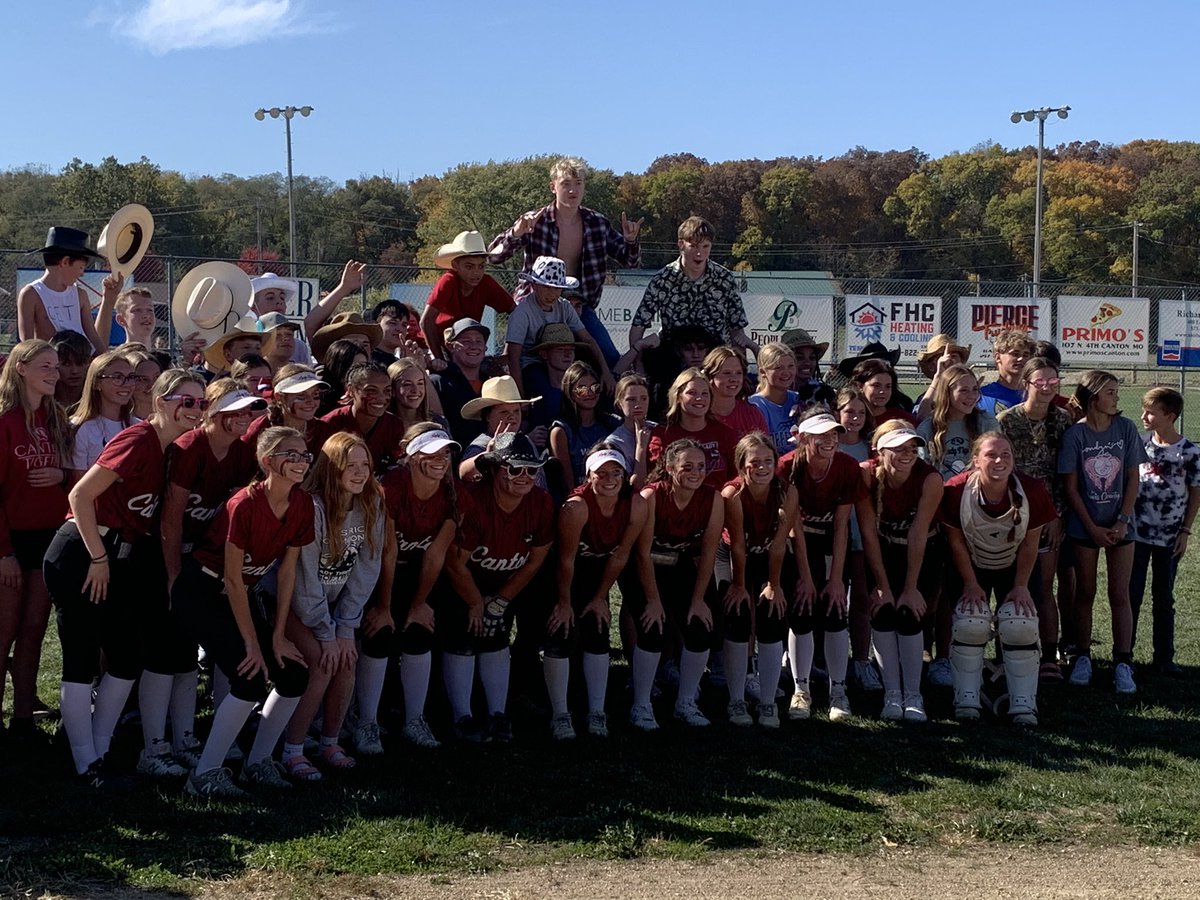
[194,484,315,586]
[313,407,406,475]
[648,480,717,557]
[381,465,456,565]
[89,420,167,541]
[777,451,866,538]
[426,272,516,332]
[648,419,736,489]
[168,428,259,547]
[711,400,769,442]
[721,477,784,556]
[455,481,555,595]
[0,406,70,554]
[571,483,633,558]
[861,457,939,545]
[940,470,1057,532]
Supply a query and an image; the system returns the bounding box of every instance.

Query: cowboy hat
[97,204,154,276]
[309,311,382,361]
[203,313,263,370]
[435,231,490,269]
[780,328,830,359]
[32,226,104,261]
[255,311,302,359]
[171,261,254,346]
[479,432,545,471]
[250,273,299,311]
[835,342,902,379]
[518,256,579,290]
[460,375,540,420]
[916,333,970,378]
[530,322,588,355]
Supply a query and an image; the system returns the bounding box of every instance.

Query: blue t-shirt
[980,380,1024,416]
[1057,416,1148,539]
[749,391,799,454]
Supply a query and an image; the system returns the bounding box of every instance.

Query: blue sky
[7,1,1195,184]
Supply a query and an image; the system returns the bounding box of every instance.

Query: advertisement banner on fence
[844,295,940,363]
[1056,296,1149,364]
[744,295,836,353]
[1155,300,1200,366]
[955,298,1052,364]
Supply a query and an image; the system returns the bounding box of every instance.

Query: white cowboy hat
[171,261,254,346]
[434,231,490,269]
[203,313,263,370]
[250,273,299,308]
[460,375,539,420]
[97,204,154,277]
[518,256,579,290]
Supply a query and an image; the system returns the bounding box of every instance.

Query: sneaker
[629,704,659,732]
[1153,660,1184,677]
[1114,662,1137,695]
[173,734,203,770]
[854,659,884,692]
[1012,711,1039,727]
[757,702,780,729]
[902,692,927,722]
[727,699,753,727]
[354,721,386,755]
[78,758,134,791]
[586,711,609,738]
[487,713,513,744]
[241,758,293,789]
[550,714,577,741]
[1068,655,1093,687]
[955,704,981,721]
[673,699,710,727]
[881,691,904,721]
[927,658,953,687]
[137,749,188,778]
[186,767,248,800]
[451,715,485,743]
[828,683,852,721]
[788,684,812,721]
[402,717,440,750]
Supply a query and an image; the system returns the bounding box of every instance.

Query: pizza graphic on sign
[1090,302,1121,326]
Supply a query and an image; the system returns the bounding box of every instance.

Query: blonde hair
[701,346,750,399]
[755,342,795,391]
[993,328,1036,357]
[115,287,153,319]
[869,419,921,515]
[399,421,461,525]
[550,157,588,182]
[388,357,431,424]
[0,339,74,468]
[732,431,785,517]
[268,363,318,426]
[305,431,382,562]
[927,364,985,470]
[664,367,710,427]
[250,425,304,492]
[72,350,136,427]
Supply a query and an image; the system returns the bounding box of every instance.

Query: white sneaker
[241,758,292,789]
[586,711,609,738]
[550,714,577,741]
[881,690,903,721]
[927,658,953,687]
[1069,655,1094,687]
[902,692,927,722]
[137,749,188,778]
[354,721,386,755]
[402,717,440,750]
[758,702,780,729]
[1114,662,1137,695]
[727,699,753,727]
[828,683,852,721]
[185,766,247,801]
[788,682,812,720]
[629,704,659,732]
[673,699,710,727]
[854,659,883,692]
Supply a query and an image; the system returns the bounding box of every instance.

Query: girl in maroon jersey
[44,369,207,786]
[282,432,388,778]
[0,341,73,743]
[244,365,328,452]
[314,363,407,476]
[545,445,651,739]
[718,432,803,729]
[856,420,945,722]
[629,438,724,730]
[702,346,768,441]
[387,357,446,431]
[364,423,461,752]
[172,426,314,799]
[647,368,736,490]
[443,433,555,742]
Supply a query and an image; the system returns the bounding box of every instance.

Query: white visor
[210,389,267,415]
[585,449,630,474]
[794,414,846,436]
[274,372,329,395]
[406,429,461,457]
[875,428,926,450]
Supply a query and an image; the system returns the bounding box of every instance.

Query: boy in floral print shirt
[1131,387,1200,675]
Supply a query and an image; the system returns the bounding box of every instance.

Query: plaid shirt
[631,258,748,341]
[488,204,639,309]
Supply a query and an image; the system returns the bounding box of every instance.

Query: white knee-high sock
[355,654,388,726]
[60,682,97,774]
[677,648,708,706]
[788,630,815,689]
[581,652,609,714]
[630,647,659,709]
[400,652,432,725]
[92,674,135,759]
[873,629,902,693]
[898,632,926,697]
[170,670,199,750]
[138,671,175,755]
[543,655,570,717]
[195,695,255,775]
[477,648,510,716]
[757,641,784,706]
[247,690,301,766]
[441,653,475,722]
[723,640,749,703]
[824,630,851,685]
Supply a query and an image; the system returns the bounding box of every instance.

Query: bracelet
[91,555,109,564]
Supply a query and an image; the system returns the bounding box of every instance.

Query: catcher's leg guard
[950,610,993,719]
[997,601,1040,725]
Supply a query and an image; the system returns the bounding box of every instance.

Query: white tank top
[32,278,85,335]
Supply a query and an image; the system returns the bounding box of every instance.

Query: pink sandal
[318,744,357,769]
[282,754,323,781]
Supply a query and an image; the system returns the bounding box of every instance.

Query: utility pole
[1132,220,1141,297]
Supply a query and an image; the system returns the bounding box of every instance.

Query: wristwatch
[1117,513,1134,525]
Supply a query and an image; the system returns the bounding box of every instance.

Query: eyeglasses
[164,395,211,410]
[1029,378,1061,389]
[503,464,540,478]
[271,450,314,465]
[99,373,148,385]
[572,383,602,397]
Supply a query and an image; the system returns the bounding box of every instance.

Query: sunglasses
[99,373,149,385]
[164,394,210,410]
[572,383,602,397]
[503,463,540,478]
[271,450,314,465]
[1029,378,1062,389]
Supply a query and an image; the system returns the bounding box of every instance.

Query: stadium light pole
[1010,106,1070,294]
[254,105,314,277]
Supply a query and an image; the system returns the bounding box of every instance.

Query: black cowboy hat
[835,342,902,379]
[32,226,104,261]
[480,432,545,471]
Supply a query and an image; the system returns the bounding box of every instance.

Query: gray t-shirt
[1057,416,1148,539]
[504,298,585,369]
[917,414,999,482]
